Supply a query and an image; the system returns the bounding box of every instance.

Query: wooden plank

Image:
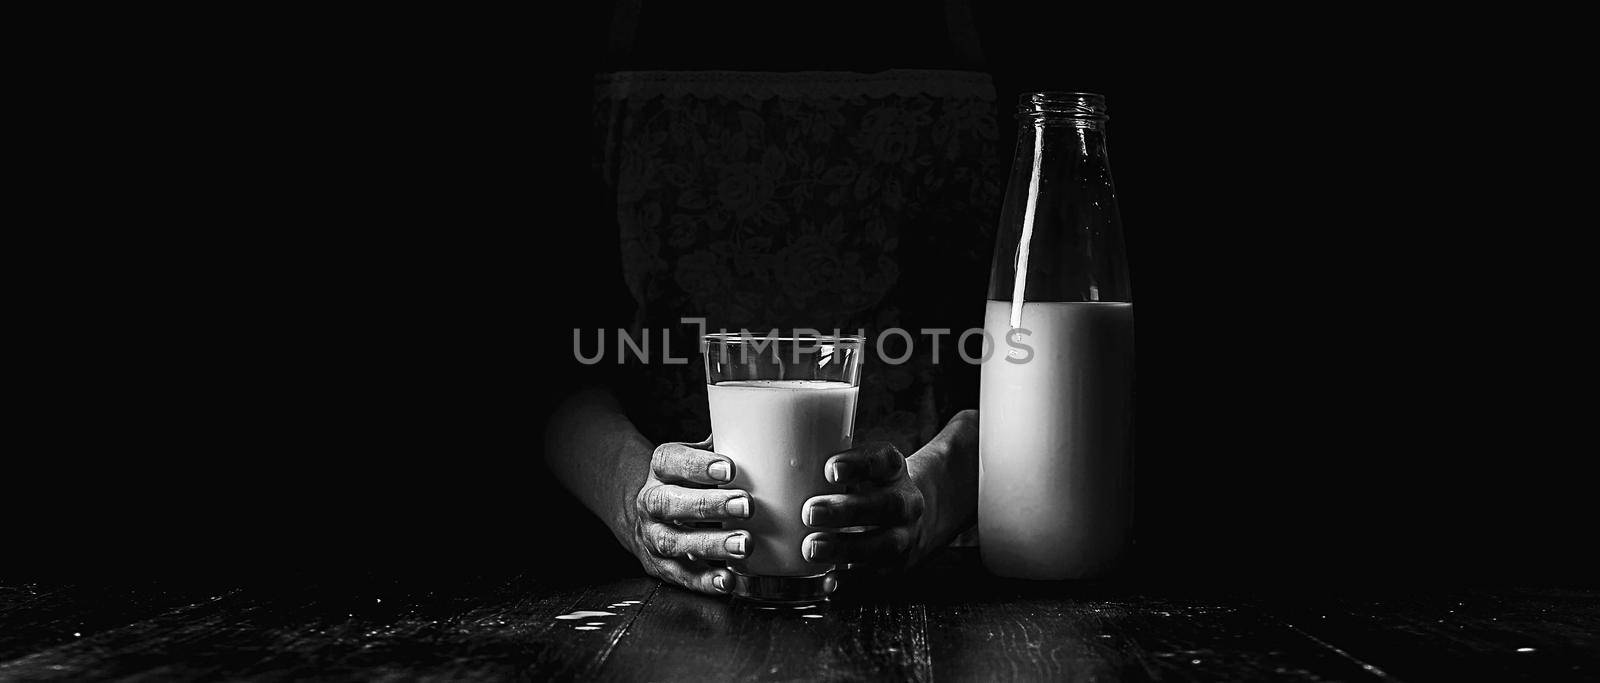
[5,559,1594,681]
[436,575,659,682]
[916,550,1391,681]
[1269,585,1600,682]
[0,585,251,680]
[146,573,550,681]
[593,580,932,682]
[152,572,661,681]
[0,581,230,663]
[0,581,238,665]
[0,574,517,680]
[0,572,660,682]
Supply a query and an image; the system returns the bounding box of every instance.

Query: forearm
[907,409,978,556]
[542,385,655,545]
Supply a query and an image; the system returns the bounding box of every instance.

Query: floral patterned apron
[591,1,1001,455]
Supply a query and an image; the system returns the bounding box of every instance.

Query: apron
[592,4,1003,457]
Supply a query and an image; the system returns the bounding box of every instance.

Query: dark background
[8,4,1583,588]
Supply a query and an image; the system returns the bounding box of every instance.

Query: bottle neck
[1020,118,1111,170]
[987,101,1131,306]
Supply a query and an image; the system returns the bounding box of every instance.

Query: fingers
[643,522,752,561]
[802,528,915,565]
[652,442,735,485]
[804,488,924,528]
[825,442,906,485]
[637,484,752,521]
[645,557,735,596]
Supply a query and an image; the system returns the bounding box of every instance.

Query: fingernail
[802,503,814,527]
[806,536,832,562]
[725,533,747,557]
[708,460,732,482]
[825,462,840,483]
[823,575,838,594]
[726,496,750,518]
[713,574,727,591]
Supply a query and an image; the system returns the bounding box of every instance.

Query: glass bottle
[979,92,1136,579]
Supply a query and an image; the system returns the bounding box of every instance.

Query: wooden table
[3,550,1596,681]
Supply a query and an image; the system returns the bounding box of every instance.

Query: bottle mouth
[1018,92,1107,120]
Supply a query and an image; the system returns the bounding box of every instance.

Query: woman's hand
[799,410,979,574]
[800,442,929,572]
[624,438,752,595]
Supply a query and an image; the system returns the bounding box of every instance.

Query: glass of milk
[703,332,864,602]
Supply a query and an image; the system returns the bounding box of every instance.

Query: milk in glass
[708,379,858,576]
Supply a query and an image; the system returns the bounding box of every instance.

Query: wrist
[908,411,978,553]
[609,469,647,546]
[907,441,951,558]
[604,441,656,554]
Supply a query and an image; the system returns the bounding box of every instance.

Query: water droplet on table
[556,611,618,620]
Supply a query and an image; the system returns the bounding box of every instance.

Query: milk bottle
[979,92,1136,579]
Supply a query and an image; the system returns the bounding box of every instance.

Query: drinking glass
[703,332,864,602]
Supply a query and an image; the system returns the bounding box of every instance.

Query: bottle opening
[1018,92,1108,120]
